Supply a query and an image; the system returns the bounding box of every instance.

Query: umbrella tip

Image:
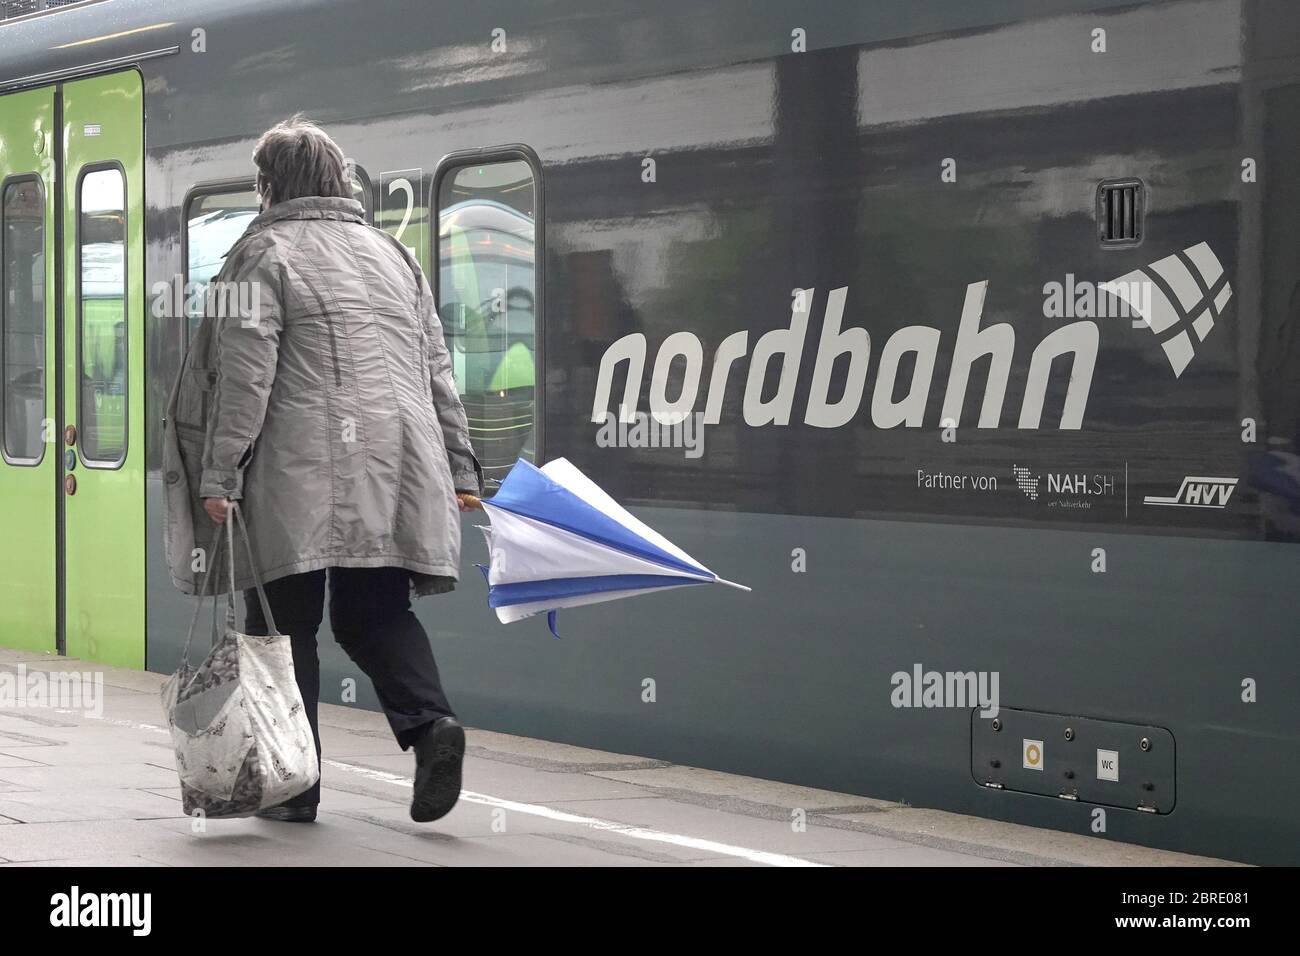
[713,577,752,592]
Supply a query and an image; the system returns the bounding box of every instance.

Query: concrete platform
[0,648,1236,867]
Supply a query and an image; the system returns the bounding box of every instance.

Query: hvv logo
[1144,476,1238,509]
[591,244,1231,430]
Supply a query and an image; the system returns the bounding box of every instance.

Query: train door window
[184,184,259,343]
[1,176,46,464]
[77,166,127,465]
[434,152,539,484]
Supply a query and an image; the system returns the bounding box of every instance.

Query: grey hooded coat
[162,196,482,598]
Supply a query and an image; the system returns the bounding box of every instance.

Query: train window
[347,161,373,222]
[1,176,46,464]
[184,184,259,343]
[183,170,367,341]
[77,166,127,465]
[435,154,539,484]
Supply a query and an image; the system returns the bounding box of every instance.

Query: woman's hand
[203,497,232,524]
[455,492,483,512]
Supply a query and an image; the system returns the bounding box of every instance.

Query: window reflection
[348,162,373,222]
[437,159,537,484]
[2,178,46,462]
[184,187,259,342]
[78,168,126,464]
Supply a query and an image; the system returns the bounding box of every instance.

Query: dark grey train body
[2,0,1297,863]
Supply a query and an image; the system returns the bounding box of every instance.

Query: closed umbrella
[477,458,749,636]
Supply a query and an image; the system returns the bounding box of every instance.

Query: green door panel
[0,86,57,654]
[61,71,145,668]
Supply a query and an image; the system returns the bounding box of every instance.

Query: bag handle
[178,502,279,666]
[180,518,226,666]
[228,501,279,636]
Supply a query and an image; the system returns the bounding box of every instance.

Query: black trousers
[243,566,456,807]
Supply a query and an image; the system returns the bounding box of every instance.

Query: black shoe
[410,716,465,823]
[255,803,318,823]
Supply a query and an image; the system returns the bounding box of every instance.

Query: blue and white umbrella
[477,458,749,636]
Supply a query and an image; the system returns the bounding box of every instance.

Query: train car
[0,0,1297,864]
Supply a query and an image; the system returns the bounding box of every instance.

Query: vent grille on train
[1097,179,1144,245]
[1,0,90,22]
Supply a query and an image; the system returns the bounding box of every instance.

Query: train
[0,0,1297,864]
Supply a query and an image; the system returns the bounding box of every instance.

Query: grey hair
[252,114,351,207]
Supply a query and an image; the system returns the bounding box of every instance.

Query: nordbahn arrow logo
[1105,242,1233,379]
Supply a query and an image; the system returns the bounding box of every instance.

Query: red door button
[64,474,76,496]
[63,424,77,446]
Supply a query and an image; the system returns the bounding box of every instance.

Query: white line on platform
[75,713,169,734]
[72,714,824,867]
[325,759,826,867]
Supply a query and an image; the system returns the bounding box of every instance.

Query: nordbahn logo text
[1143,476,1237,509]
[591,243,1230,430]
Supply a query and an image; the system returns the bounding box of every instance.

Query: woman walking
[169,115,482,823]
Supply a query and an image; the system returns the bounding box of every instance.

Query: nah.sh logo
[592,244,1231,431]
[1012,465,1040,501]
[1143,476,1238,509]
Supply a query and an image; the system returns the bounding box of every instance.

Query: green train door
[0,87,57,654]
[60,71,145,668]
